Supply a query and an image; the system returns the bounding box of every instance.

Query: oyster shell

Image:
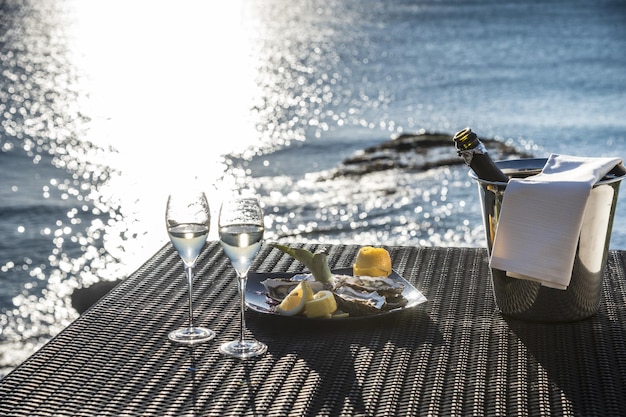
[334,275,404,296]
[262,274,327,301]
[334,286,386,316]
[332,274,407,316]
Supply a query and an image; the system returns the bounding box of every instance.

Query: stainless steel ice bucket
[470,158,625,322]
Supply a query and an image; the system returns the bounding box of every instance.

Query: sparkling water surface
[1,0,626,375]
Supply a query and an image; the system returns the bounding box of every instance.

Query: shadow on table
[505,313,626,415]
[247,307,441,416]
[186,346,202,415]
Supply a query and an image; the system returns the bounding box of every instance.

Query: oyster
[332,274,407,316]
[334,275,404,296]
[262,274,327,301]
[334,286,386,316]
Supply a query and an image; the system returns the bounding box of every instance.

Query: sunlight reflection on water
[1,0,270,374]
[65,0,273,242]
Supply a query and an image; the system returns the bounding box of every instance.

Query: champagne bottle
[453,127,509,183]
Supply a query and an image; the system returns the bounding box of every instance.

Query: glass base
[219,339,267,359]
[168,327,215,345]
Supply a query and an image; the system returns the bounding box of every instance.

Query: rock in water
[322,132,533,179]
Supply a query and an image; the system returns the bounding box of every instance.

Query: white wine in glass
[218,197,267,359]
[166,192,215,345]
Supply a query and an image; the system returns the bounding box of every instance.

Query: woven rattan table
[1,242,626,416]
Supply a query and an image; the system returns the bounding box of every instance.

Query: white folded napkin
[489,154,622,289]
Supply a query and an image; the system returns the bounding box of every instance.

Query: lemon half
[275,281,314,316]
[353,246,392,277]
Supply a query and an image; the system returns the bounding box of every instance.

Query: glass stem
[186,266,195,330]
[237,274,247,343]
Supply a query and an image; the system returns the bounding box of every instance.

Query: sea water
[1,0,625,375]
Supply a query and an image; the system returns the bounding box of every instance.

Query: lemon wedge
[304,290,337,318]
[275,281,314,316]
[353,246,392,277]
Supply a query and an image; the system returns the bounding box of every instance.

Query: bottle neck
[452,127,510,183]
[457,141,488,166]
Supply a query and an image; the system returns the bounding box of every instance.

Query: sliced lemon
[275,281,314,316]
[353,246,392,277]
[304,290,337,318]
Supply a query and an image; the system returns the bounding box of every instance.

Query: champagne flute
[218,197,267,358]
[165,191,215,345]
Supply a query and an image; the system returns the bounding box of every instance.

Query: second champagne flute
[218,197,267,359]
